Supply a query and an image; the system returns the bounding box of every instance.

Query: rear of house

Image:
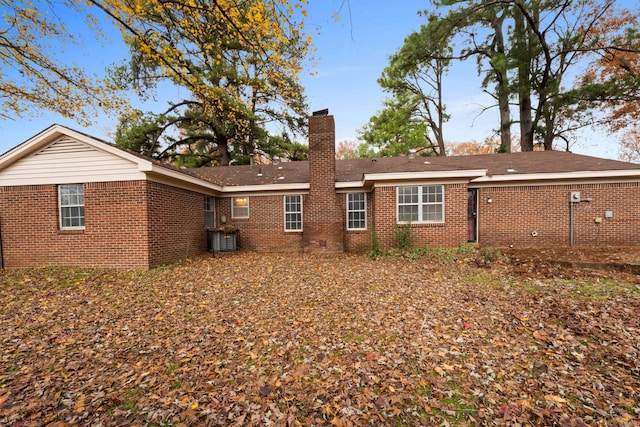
[199,112,640,254]
[1,112,639,269]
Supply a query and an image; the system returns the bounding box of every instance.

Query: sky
[0,0,632,159]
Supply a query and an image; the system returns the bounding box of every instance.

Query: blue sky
[0,0,631,159]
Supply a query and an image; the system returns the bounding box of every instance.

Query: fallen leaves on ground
[1,252,639,426]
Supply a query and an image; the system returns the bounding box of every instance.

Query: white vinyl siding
[59,184,85,229]
[397,185,444,224]
[232,196,249,218]
[346,192,367,230]
[284,195,303,231]
[0,137,145,186]
[205,197,215,227]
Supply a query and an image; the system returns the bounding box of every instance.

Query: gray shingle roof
[192,151,640,187]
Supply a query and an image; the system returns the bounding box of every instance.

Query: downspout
[569,192,592,246]
[569,200,575,246]
[0,218,3,269]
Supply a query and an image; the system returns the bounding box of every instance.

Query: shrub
[395,223,414,251]
[368,227,383,259]
[479,247,502,263]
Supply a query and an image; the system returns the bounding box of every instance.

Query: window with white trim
[346,192,366,230]
[397,185,444,223]
[284,195,302,231]
[59,184,85,229]
[204,196,215,227]
[232,196,249,218]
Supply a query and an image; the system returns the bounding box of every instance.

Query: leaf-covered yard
[1,251,639,426]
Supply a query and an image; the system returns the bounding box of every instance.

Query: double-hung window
[346,192,366,230]
[59,184,85,229]
[284,195,302,231]
[397,185,444,224]
[232,197,249,219]
[204,197,215,227]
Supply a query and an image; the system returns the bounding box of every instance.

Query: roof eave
[471,169,640,184]
[363,169,488,186]
[221,182,310,193]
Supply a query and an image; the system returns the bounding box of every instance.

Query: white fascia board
[364,169,487,184]
[335,181,367,190]
[224,189,310,198]
[471,169,640,184]
[222,183,310,194]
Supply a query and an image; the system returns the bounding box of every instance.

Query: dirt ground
[504,246,640,281]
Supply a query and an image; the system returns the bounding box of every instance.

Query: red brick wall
[220,191,375,253]
[304,114,344,252]
[478,182,640,247]
[372,184,468,249]
[218,195,304,252]
[0,181,150,269]
[146,181,208,267]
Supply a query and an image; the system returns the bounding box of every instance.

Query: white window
[284,195,302,231]
[397,185,444,224]
[346,192,366,230]
[232,196,249,218]
[204,196,215,227]
[59,184,85,229]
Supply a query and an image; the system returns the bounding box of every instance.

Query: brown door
[468,189,478,243]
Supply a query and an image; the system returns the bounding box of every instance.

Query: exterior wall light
[487,197,493,203]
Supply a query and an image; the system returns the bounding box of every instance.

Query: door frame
[467,188,478,243]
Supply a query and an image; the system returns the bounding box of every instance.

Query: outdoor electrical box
[570,191,581,203]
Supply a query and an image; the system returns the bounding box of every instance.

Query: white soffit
[471,169,640,184]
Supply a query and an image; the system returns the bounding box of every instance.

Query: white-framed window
[346,192,367,230]
[59,184,85,229]
[397,185,444,224]
[232,196,249,219]
[205,196,215,227]
[284,195,303,231]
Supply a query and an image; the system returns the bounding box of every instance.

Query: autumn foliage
[0,0,125,124]
[1,251,639,425]
[580,5,640,133]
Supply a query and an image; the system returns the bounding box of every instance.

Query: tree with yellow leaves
[98,0,313,166]
[0,0,124,124]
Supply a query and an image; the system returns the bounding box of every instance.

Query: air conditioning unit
[209,230,238,253]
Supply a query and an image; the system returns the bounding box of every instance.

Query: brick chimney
[303,110,344,252]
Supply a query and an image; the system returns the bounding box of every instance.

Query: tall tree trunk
[491,13,512,153]
[218,136,231,165]
[543,118,554,150]
[514,7,535,151]
[435,58,446,156]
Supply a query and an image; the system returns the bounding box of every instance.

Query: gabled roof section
[0,124,223,192]
[0,124,147,170]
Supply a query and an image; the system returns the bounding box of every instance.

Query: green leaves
[105,0,312,166]
[361,14,451,156]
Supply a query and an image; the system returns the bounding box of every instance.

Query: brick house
[1,111,639,269]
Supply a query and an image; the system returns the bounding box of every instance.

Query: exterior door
[467,188,478,243]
